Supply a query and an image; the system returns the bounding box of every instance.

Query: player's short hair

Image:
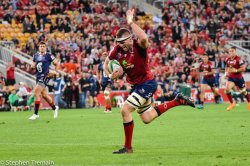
[230,46,236,50]
[116,28,131,42]
[39,41,46,46]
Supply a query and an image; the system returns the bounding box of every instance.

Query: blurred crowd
[0,0,249,110]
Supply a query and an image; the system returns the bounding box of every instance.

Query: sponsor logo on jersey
[37,55,43,61]
[138,88,145,94]
[121,60,134,69]
[117,53,122,59]
[51,55,55,60]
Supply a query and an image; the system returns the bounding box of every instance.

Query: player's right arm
[31,54,36,69]
[224,58,229,78]
[104,55,123,80]
[103,56,111,77]
[31,62,35,69]
[191,62,201,71]
[228,57,246,74]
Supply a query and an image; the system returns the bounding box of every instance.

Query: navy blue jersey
[98,62,112,90]
[33,52,55,83]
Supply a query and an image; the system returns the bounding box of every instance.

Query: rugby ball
[108,60,121,73]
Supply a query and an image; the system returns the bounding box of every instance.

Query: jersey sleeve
[134,39,147,56]
[210,62,215,69]
[198,62,203,72]
[48,54,56,63]
[238,57,245,66]
[98,63,102,72]
[225,57,229,67]
[108,45,119,60]
[33,54,36,62]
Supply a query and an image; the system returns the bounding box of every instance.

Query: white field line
[0,142,118,146]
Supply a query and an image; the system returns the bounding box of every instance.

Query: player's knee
[142,119,151,124]
[104,90,110,96]
[225,87,231,93]
[34,93,40,98]
[121,104,133,117]
[104,90,110,100]
[41,93,46,98]
[139,104,154,124]
[121,110,131,119]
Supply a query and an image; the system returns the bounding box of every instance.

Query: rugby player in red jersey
[225,46,250,111]
[104,9,195,154]
[196,54,221,109]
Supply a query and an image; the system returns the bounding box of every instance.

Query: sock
[106,106,111,110]
[154,99,179,116]
[123,120,134,150]
[49,101,56,110]
[200,101,204,106]
[226,93,233,104]
[34,101,40,115]
[214,95,218,102]
[215,95,221,102]
[244,94,250,102]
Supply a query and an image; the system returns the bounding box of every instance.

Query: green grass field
[0,103,250,166]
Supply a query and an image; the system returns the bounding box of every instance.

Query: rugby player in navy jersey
[29,41,60,120]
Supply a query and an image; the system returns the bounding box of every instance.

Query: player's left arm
[52,57,60,70]
[233,64,246,73]
[52,55,67,76]
[127,9,148,49]
[48,56,61,77]
[205,63,216,76]
[30,62,35,70]
[229,59,246,73]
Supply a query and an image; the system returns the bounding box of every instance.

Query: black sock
[51,105,56,110]
[49,102,56,110]
[34,101,40,115]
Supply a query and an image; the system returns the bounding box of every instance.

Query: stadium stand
[0,0,249,110]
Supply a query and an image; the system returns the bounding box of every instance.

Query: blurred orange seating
[17,24,22,28]
[17,32,24,37]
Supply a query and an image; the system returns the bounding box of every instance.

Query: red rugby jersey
[199,61,214,79]
[225,55,244,79]
[109,40,154,85]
